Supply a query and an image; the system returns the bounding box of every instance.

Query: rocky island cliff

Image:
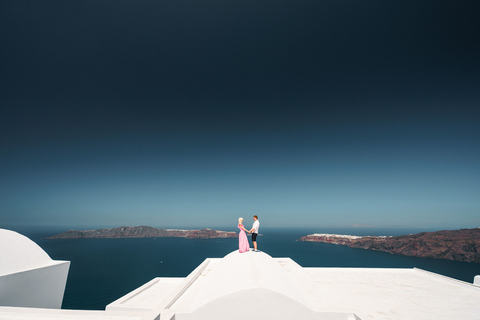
[44,226,237,240]
[299,228,480,263]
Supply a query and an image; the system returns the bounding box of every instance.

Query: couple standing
[238,215,260,253]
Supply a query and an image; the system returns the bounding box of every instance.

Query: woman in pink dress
[238,217,250,253]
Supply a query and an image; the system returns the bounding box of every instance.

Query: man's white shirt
[252,220,260,233]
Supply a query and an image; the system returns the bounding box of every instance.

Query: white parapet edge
[414,268,480,290]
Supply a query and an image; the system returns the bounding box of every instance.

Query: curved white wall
[0,229,70,308]
[0,229,53,276]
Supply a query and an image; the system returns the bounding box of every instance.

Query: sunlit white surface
[0,229,69,309]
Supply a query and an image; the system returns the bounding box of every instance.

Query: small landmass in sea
[44,226,237,240]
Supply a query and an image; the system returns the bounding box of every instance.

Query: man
[249,215,260,251]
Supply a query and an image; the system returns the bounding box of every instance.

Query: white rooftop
[106,250,480,320]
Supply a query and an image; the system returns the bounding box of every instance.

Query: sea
[16,226,480,310]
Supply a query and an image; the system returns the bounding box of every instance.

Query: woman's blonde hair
[238,217,243,224]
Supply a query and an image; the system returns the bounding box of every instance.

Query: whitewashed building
[0,229,70,309]
[1,228,480,320]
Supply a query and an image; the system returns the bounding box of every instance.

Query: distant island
[298,228,480,263]
[44,226,238,240]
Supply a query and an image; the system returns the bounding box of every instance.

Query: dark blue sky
[1,0,479,230]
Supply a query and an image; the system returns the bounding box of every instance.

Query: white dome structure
[0,229,70,309]
[0,229,54,276]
